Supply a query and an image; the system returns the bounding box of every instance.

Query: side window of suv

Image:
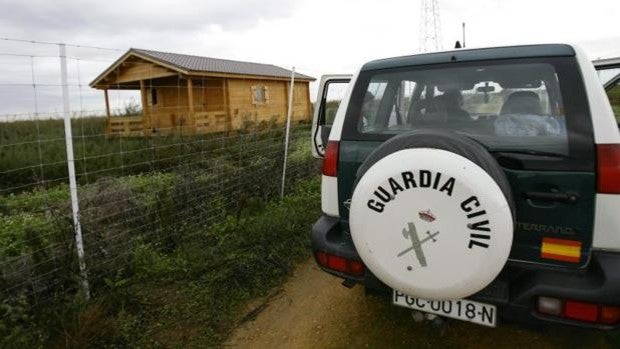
[607,79,620,124]
[323,81,349,125]
[360,81,387,130]
[595,65,620,126]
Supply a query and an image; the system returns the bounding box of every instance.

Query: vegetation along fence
[0,38,320,346]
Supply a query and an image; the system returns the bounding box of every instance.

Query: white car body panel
[573,45,620,144]
[592,194,620,251]
[585,47,620,251]
[321,175,339,217]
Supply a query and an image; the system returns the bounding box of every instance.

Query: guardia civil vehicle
[310,44,620,328]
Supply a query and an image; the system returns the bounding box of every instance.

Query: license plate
[393,290,497,327]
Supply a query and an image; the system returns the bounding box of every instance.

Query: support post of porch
[187,78,195,134]
[139,80,149,133]
[223,78,232,133]
[104,89,111,133]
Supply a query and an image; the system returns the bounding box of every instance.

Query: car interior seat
[500,91,543,115]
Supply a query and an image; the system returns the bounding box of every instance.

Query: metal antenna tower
[419,0,443,53]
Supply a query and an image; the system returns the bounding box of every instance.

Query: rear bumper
[311,214,620,329]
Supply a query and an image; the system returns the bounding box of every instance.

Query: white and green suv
[310,44,620,328]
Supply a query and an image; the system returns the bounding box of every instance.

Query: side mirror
[311,75,351,158]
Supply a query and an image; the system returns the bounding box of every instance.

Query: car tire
[349,129,515,300]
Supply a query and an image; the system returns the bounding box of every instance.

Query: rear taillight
[537,296,620,325]
[315,251,364,277]
[322,141,339,177]
[597,144,620,194]
[564,300,599,322]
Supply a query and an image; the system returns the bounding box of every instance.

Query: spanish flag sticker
[541,237,582,263]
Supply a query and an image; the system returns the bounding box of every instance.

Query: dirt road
[225,258,616,349]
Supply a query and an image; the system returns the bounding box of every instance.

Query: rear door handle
[523,191,580,204]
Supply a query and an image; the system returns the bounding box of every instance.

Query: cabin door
[203,78,225,112]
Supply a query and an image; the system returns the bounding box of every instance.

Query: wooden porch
[102,76,230,136]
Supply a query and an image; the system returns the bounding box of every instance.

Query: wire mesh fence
[0,39,320,334]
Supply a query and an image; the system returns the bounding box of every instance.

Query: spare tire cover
[349,130,514,300]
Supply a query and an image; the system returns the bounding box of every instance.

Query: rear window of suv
[343,57,595,171]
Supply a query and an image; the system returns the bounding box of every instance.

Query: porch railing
[194,111,229,133]
[107,116,144,136]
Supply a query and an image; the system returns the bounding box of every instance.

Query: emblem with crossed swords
[397,222,440,267]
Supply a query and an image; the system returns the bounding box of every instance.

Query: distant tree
[122,97,142,117]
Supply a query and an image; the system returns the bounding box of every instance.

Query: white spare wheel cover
[350,147,514,300]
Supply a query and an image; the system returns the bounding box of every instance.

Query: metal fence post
[280,67,295,198]
[59,43,90,299]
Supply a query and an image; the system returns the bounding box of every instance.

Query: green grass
[0,115,319,348]
[0,127,316,289]
[0,177,320,348]
[0,116,301,194]
[121,177,320,347]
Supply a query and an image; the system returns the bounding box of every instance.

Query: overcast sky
[0,0,619,118]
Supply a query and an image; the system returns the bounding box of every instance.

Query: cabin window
[148,88,158,106]
[252,85,268,105]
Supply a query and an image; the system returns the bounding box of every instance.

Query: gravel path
[225,258,615,349]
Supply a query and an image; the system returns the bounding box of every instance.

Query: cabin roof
[90,48,315,87]
[133,49,314,80]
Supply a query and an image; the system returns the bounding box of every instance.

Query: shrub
[0,121,318,347]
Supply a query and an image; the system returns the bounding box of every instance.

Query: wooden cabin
[90,48,315,135]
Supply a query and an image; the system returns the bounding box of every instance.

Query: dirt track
[225,258,615,349]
